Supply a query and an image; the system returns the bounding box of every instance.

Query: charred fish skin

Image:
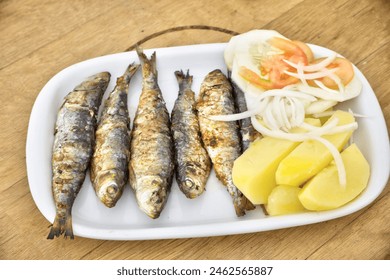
[196,69,255,216]
[129,48,174,219]
[171,70,211,199]
[48,72,110,239]
[228,71,260,151]
[90,63,139,208]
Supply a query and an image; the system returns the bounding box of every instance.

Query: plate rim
[26,42,390,240]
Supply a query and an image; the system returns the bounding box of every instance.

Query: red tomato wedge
[310,57,354,89]
[239,37,313,90]
[292,40,314,62]
[268,37,309,65]
[239,66,299,90]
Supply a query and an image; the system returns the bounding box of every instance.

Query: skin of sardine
[129,48,174,219]
[196,69,255,216]
[171,70,211,199]
[90,63,139,208]
[48,72,110,239]
[227,71,260,151]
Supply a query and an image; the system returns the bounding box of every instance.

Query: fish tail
[174,70,193,92]
[122,62,140,84]
[234,197,256,217]
[64,214,74,239]
[136,46,157,78]
[47,215,62,239]
[47,211,74,239]
[243,195,256,211]
[231,187,256,217]
[227,70,232,79]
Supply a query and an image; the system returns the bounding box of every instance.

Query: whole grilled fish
[228,71,260,151]
[48,72,110,239]
[129,49,174,218]
[171,70,211,199]
[196,69,255,216]
[90,63,139,208]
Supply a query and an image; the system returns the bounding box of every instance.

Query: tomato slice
[267,37,309,65]
[310,57,354,89]
[238,37,313,90]
[292,40,314,62]
[239,67,273,89]
[239,66,298,90]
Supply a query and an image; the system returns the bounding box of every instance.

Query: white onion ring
[282,52,337,72]
[313,80,339,94]
[284,68,338,80]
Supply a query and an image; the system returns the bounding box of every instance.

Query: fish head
[99,183,121,208]
[178,167,208,199]
[95,172,124,208]
[135,176,169,219]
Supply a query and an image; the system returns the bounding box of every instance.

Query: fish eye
[185,179,195,188]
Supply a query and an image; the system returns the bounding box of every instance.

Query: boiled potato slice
[307,107,334,125]
[232,118,320,205]
[266,185,306,216]
[299,143,370,211]
[276,110,355,187]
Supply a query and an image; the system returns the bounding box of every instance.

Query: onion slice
[284,68,338,80]
[297,62,308,86]
[326,72,345,94]
[283,52,337,72]
[259,89,317,101]
[208,108,260,121]
[208,89,316,128]
[251,116,355,188]
[314,80,340,94]
[311,136,347,188]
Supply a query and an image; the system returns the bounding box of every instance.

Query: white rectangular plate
[26,43,390,240]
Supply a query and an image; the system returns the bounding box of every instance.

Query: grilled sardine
[129,49,174,218]
[171,70,211,199]
[91,63,139,208]
[48,72,110,239]
[196,69,255,216]
[228,71,260,151]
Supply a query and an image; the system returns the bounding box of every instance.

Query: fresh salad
[213,30,370,216]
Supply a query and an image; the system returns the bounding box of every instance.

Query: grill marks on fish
[228,71,260,151]
[196,69,255,216]
[129,48,174,218]
[91,63,139,208]
[48,72,110,239]
[171,70,211,199]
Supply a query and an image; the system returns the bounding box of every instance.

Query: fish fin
[64,214,74,239]
[47,211,74,239]
[121,62,140,84]
[174,70,185,82]
[150,52,157,76]
[227,69,232,79]
[47,214,64,239]
[260,204,269,215]
[135,45,146,61]
[174,70,193,92]
[244,197,256,211]
[136,46,157,78]
[233,193,256,217]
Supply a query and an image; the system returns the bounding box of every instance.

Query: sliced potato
[266,185,306,216]
[299,143,370,211]
[276,110,355,187]
[232,118,321,204]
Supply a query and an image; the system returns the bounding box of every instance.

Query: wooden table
[1,0,389,260]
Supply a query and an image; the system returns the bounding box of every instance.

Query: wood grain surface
[0,0,389,260]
